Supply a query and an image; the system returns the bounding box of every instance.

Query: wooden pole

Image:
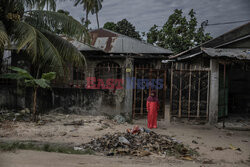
[140,68,144,116]
[178,64,183,118]
[156,70,159,97]
[206,70,210,120]
[197,66,201,118]
[188,67,192,118]
[149,68,152,95]
[223,63,226,128]
[132,68,137,118]
[170,63,174,117]
[163,70,167,119]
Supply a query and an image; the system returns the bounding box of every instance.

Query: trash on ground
[113,115,126,124]
[127,126,150,134]
[63,120,84,126]
[181,156,193,161]
[118,136,130,145]
[229,144,241,151]
[81,126,197,158]
[202,159,215,164]
[74,146,84,151]
[213,147,224,151]
[192,140,198,144]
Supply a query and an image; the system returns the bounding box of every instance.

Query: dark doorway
[228,63,250,117]
[219,62,250,119]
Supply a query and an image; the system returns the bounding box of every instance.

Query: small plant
[0,66,56,121]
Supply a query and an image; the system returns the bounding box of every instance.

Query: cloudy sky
[57,0,250,37]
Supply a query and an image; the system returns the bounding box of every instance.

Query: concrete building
[0,29,172,118]
[169,22,250,124]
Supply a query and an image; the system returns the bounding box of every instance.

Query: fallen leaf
[182,156,193,161]
[214,147,224,151]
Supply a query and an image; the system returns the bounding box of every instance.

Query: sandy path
[0,113,250,166]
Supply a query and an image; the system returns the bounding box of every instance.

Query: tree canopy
[147,9,212,53]
[103,19,142,40]
[0,0,88,76]
[74,0,103,29]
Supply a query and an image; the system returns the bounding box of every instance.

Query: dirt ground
[0,113,250,167]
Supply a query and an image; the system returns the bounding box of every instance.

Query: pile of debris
[82,126,197,158]
[0,108,31,122]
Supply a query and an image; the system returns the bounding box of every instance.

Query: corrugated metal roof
[202,48,250,60]
[90,28,172,54]
[61,36,102,51]
[170,22,250,60]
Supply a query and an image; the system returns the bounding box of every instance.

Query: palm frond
[74,0,83,6]
[17,0,36,9]
[12,21,64,74]
[0,21,9,49]
[17,0,58,9]
[91,0,103,14]
[12,21,37,56]
[35,30,64,73]
[24,10,89,42]
[42,30,86,68]
[35,0,56,11]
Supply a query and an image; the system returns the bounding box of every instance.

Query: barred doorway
[170,68,210,119]
[132,67,167,119]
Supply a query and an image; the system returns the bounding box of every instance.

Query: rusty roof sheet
[202,48,250,60]
[61,36,102,51]
[90,29,172,54]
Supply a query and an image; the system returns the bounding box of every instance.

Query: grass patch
[0,142,95,155]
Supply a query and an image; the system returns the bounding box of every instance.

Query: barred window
[95,61,121,80]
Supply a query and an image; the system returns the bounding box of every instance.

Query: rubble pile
[0,109,31,122]
[82,128,196,157]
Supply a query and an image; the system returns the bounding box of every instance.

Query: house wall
[0,86,126,116]
[0,51,168,119]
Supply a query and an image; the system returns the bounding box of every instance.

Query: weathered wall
[0,86,17,109]
[0,86,125,116]
[209,59,219,124]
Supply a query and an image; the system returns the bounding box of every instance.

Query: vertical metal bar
[140,68,144,116]
[178,64,183,118]
[133,68,137,118]
[156,70,159,97]
[163,70,167,119]
[206,70,210,120]
[223,63,226,128]
[111,63,114,80]
[149,68,152,95]
[197,67,201,118]
[170,63,174,117]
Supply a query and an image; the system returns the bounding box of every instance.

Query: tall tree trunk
[96,12,100,29]
[86,11,89,29]
[33,87,38,122]
[33,65,40,122]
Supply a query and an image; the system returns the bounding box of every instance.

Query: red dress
[147,101,159,129]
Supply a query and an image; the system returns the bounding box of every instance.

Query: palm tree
[0,0,88,77]
[74,0,93,29]
[74,0,103,29]
[91,0,103,29]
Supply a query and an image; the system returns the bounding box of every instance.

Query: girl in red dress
[146,90,159,129]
